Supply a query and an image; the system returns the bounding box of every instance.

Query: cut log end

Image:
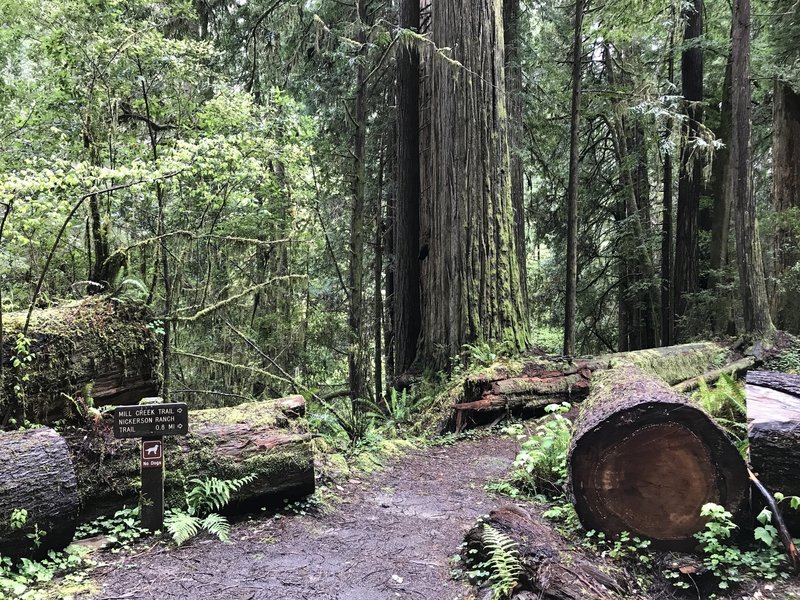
[570,367,748,548]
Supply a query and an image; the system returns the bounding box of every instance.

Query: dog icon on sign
[142,440,162,460]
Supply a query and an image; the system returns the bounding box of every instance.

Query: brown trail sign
[112,398,189,531]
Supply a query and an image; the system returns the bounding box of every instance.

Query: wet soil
[91,435,519,600]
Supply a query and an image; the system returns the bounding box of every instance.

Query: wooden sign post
[112,397,189,531]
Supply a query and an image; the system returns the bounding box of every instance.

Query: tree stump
[63,396,315,520]
[0,428,80,559]
[747,370,800,534]
[568,365,748,549]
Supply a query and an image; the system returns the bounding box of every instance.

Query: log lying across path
[464,506,632,600]
[63,395,314,520]
[0,428,80,558]
[1,297,159,424]
[446,342,736,432]
[747,370,800,534]
[568,365,749,549]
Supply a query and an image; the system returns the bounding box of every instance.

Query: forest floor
[87,434,519,600]
[80,432,800,600]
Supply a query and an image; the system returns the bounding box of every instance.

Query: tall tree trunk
[661,16,675,349]
[730,0,774,337]
[771,80,800,331]
[673,0,704,336]
[138,60,172,400]
[504,0,528,315]
[563,0,584,356]
[709,56,733,333]
[604,47,659,349]
[348,0,370,401]
[393,0,422,374]
[422,0,528,368]
[374,139,385,402]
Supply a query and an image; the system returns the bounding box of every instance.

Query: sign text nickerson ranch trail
[112,403,189,438]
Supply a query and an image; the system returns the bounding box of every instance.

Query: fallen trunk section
[446,342,737,432]
[1,297,159,425]
[464,506,630,599]
[568,365,749,549]
[747,370,800,535]
[0,427,80,559]
[63,396,314,520]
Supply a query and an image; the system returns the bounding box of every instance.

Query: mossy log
[568,365,749,549]
[63,396,314,520]
[0,427,80,559]
[446,342,733,432]
[1,297,158,424]
[464,506,630,599]
[747,370,800,534]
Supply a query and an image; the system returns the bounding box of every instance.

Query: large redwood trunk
[63,396,314,520]
[0,428,80,559]
[568,365,748,549]
[420,0,528,369]
[771,81,800,332]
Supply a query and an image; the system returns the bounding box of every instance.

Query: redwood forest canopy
[0,0,798,415]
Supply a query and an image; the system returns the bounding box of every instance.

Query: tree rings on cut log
[569,366,748,549]
[0,427,80,559]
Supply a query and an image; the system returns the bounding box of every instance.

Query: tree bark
[563,0,584,356]
[730,0,775,337]
[709,56,733,333]
[348,0,370,401]
[504,0,528,316]
[771,80,800,332]
[464,506,629,599]
[569,365,748,549]
[673,0,704,335]
[0,427,80,559]
[394,0,422,375]
[747,370,800,534]
[0,298,159,425]
[63,396,314,521]
[421,0,528,368]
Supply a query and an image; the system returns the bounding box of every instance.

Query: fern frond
[165,510,201,546]
[202,513,231,542]
[482,524,522,599]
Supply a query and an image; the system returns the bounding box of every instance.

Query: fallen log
[1,297,159,424]
[0,427,80,559]
[464,506,631,599]
[446,342,737,433]
[672,357,757,394]
[568,365,749,549]
[63,396,314,520]
[747,370,800,534]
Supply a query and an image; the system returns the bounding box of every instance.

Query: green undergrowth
[480,391,800,599]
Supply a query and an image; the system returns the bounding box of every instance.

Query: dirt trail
[92,435,518,600]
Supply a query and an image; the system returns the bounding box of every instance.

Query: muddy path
[91,435,519,600]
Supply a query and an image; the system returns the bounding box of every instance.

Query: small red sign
[142,440,163,469]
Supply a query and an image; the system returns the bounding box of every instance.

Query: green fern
[165,511,201,546]
[186,474,256,516]
[166,474,256,545]
[694,374,748,456]
[482,524,523,599]
[201,513,231,542]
